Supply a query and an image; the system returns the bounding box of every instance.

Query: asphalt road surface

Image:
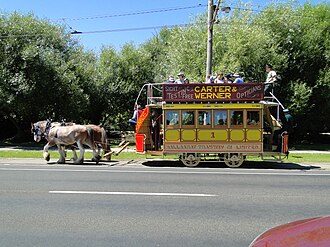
[0,159,330,247]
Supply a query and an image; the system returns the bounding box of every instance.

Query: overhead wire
[54,4,207,21]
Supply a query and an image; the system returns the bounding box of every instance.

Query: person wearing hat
[166,75,175,84]
[273,109,295,151]
[264,64,277,96]
[175,72,185,84]
[233,73,244,83]
[282,109,294,135]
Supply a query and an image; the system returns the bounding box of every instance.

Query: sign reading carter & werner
[162,83,263,102]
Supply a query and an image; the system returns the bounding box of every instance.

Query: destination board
[162,83,264,102]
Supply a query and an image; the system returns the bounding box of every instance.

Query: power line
[0,23,192,38]
[54,4,207,22]
[70,24,190,35]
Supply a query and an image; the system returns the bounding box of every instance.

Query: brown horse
[42,124,98,164]
[85,124,112,160]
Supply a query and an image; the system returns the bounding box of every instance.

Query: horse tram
[133,82,289,167]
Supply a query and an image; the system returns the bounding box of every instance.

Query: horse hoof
[44,154,50,162]
[92,155,101,162]
[57,160,65,164]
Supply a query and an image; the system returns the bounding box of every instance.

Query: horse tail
[101,127,111,153]
[86,126,95,148]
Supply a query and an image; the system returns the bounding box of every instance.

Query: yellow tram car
[134,83,288,167]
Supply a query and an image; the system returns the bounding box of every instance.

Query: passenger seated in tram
[166,75,175,84]
[128,104,142,125]
[232,73,244,83]
[223,73,232,83]
[214,72,224,83]
[206,75,215,83]
[175,72,185,84]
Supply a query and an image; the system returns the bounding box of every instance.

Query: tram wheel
[224,153,244,168]
[180,153,201,167]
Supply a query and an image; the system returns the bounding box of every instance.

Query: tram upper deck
[138,82,283,112]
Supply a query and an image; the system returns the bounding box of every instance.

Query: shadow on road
[46,159,120,166]
[141,160,320,170]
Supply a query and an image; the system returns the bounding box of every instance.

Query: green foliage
[0,12,89,126]
[1,2,329,142]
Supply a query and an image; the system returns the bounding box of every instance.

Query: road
[0,159,330,247]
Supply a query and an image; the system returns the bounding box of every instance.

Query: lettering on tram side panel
[164,143,263,153]
[162,84,263,102]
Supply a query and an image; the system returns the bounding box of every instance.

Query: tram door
[135,106,162,153]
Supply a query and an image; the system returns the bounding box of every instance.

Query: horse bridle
[32,119,53,139]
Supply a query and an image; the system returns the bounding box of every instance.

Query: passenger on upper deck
[184,78,190,84]
[206,76,215,84]
[175,72,185,84]
[214,72,224,83]
[233,73,244,83]
[264,64,277,96]
[166,75,175,84]
[223,73,232,83]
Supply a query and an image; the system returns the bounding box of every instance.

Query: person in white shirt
[265,64,277,95]
[175,72,185,84]
[214,72,224,83]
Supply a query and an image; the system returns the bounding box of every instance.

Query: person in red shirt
[129,105,142,125]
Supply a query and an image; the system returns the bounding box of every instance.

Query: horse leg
[74,141,84,164]
[71,146,77,161]
[57,144,66,164]
[43,142,54,162]
[89,143,100,162]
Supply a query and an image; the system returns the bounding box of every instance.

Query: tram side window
[214,110,227,126]
[166,111,179,126]
[182,111,195,126]
[247,111,260,126]
[198,111,211,126]
[230,110,243,126]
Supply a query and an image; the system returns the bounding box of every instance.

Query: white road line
[0,167,330,176]
[49,191,217,197]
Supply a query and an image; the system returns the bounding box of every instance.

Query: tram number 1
[211,132,215,139]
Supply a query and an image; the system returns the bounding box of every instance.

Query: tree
[0,12,90,140]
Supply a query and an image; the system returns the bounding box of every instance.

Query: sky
[0,0,324,52]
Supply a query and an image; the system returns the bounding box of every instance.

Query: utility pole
[206,0,222,81]
[206,0,214,81]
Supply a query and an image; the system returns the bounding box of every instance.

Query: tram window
[182,111,195,126]
[214,110,227,126]
[230,110,243,126]
[166,111,179,126]
[198,111,211,126]
[247,111,260,126]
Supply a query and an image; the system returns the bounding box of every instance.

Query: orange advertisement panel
[135,106,149,134]
[162,83,263,102]
[164,142,263,153]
